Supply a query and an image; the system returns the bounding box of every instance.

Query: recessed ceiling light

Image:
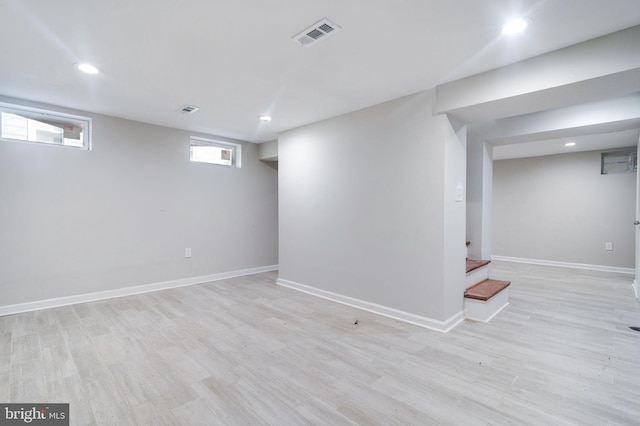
[259,115,272,122]
[75,63,99,74]
[501,18,530,35]
[564,142,576,147]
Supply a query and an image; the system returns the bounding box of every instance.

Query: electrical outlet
[185,247,192,258]
[605,242,613,251]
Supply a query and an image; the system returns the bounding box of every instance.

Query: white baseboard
[276,278,464,333]
[0,265,279,317]
[633,280,639,300]
[492,255,635,275]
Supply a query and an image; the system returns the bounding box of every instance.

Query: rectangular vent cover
[179,105,199,115]
[293,18,340,46]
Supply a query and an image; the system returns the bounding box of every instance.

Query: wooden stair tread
[465,279,511,301]
[466,259,490,273]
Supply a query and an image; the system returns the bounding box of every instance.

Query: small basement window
[601,150,637,174]
[0,103,91,149]
[190,137,242,168]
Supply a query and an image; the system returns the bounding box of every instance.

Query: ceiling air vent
[178,105,199,115]
[293,18,340,46]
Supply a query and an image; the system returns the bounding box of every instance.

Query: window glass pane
[601,150,637,174]
[191,145,233,166]
[189,137,241,168]
[0,105,90,149]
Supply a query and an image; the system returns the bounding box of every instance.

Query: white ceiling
[493,129,640,160]
[1,0,640,147]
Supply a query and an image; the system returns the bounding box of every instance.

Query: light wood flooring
[1,261,639,425]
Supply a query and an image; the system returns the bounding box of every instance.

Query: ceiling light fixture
[501,17,530,35]
[75,63,99,74]
[564,142,576,147]
[259,115,272,122]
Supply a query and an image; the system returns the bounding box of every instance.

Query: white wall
[257,140,278,161]
[0,97,278,307]
[493,149,636,268]
[466,137,493,260]
[278,90,466,328]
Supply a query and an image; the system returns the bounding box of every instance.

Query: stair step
[465,279,511,301]
[466,259,490,273]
